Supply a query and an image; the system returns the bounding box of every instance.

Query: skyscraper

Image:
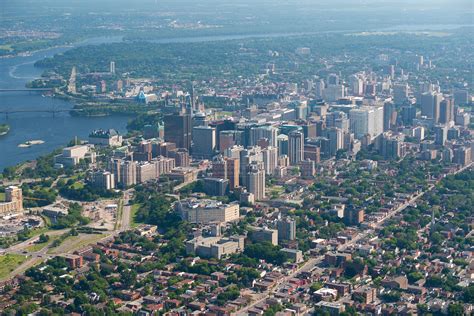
[250,125,278,148]
[383,102,395,131]
[393,83,409,105]
[110,61,116,74]
[439,98,454,124]
[288,131,304,165]
[262,146,278,175]
[164,111,192,150]
[226,158,240,189]
[246,161,265,200]
[192,126,216,159]
[326,127,344,157]
[421,92,442,122]
[240,147,263,186]
[349,106,384,141]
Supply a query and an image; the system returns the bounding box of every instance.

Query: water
[0,24,469,170]
[0,37,129,171]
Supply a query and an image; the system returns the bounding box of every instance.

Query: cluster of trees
[51,203,90,229]
[114,231,157,252]
[244,241,287,265]
[57,179,120,201]
[126,113,162,134]
[216,285,240,306]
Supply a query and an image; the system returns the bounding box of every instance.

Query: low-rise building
[176,198,240,224]
[280,248,303,263]
[250,227,278,245]
[185,235,245,259]
[55,145,96,167]
[89,129,122,147]
[0,186,23,215]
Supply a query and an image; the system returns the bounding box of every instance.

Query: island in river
[0,124,10,136]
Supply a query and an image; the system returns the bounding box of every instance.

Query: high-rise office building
[453,89,469,106]
[324,84,345,102]
[314,79,325,99]
[246,161,265,201]
[439,98,454,124]
[326,127,344,157]
[164,111,192,150]
[434,125,448,146]
[349,106,383,141]
[226,158,240,189]
[421,92,442,122]
[250,125,278,148]
[240,147,263,186]
[110,61,116,74]
[288,131,304,165]
[326,111,349,132]
[192,126,216,159]
[277,134,289,156]
[383,102,396,131]
[393,83,409,105]
[219,130,243,152]
[401,106,417,126]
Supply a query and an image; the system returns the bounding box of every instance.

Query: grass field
[0,192,5,201]
[130,204,141,228]
[48,233,107,255]
[25,241,49,252]
[0,254,28,279]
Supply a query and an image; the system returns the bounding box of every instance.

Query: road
[235,163,472,315]
[118,189,134,232]
[0,189,135,281]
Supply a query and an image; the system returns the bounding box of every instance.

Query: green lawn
[0,254,28,279]
[130,204,141,228]
[71,181,84,189]
[25,241,49,252]
[0,192,5,202]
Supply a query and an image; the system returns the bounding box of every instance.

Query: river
[0,24,470,170]
[0,37,130,171]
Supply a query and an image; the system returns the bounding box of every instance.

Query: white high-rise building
[246,161,266,201]
[349,106,384,141]
[250,125,278,147]
[240,147,263,186]
[324,84,345,102]
[110,61,116,74]
[350,75,364,96]
[262,146,278,175]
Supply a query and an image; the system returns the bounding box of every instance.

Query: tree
[38,234,50,243]
[463,285,474,304]
[447,303,464,316]
[244,242,287,265]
